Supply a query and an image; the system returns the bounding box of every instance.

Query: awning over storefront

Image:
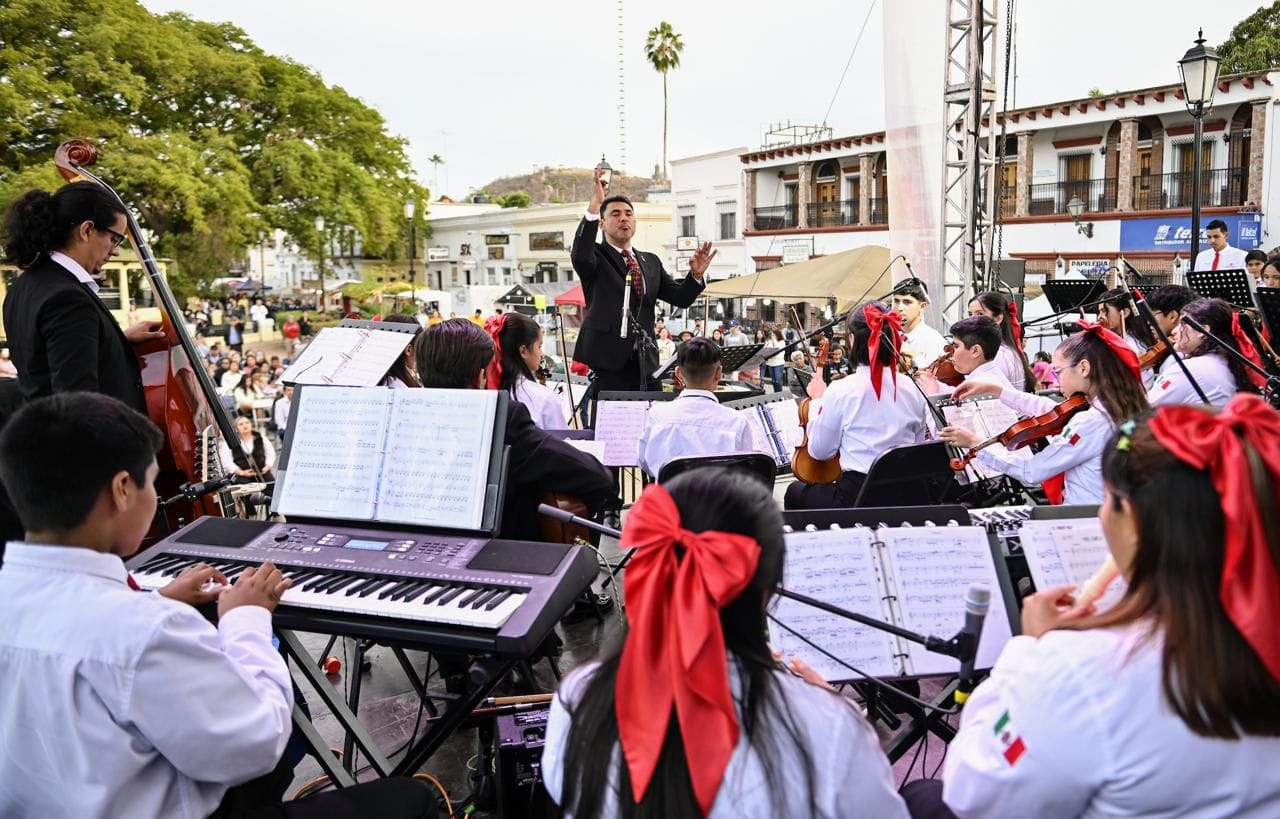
[554,284,585,307]
[701,245,892,311]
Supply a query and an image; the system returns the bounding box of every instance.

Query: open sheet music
[281,327,416,386]
[594,395,798,468]
[932,395,1031,480]
[770,523,1013,682]
[276,387,499,531]
[1019,516,1126,612]
[742,399,803,467]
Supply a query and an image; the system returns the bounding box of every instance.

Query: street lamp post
[404,196,416,308]
[314,215,326,313]
[1179,29,1222,266]
[257,229,267,290]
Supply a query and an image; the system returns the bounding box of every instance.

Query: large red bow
[484,314,511,390]
[1007,301,1024,351]
[1148,394,1280,682]
[1230,312,1267,388]
[1076,320,1142,384]
[616,485,761,816]
[865,304,903,400]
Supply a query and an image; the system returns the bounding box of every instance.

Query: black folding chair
[656,452,777,489]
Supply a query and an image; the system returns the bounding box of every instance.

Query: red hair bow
[484,313,510,389]
[1007,301,1025,350]
[615,484,761,816]
[864,303,903,399]
[1148,394,1280,682]
[1076,320,1142,384]
[1230,312,1268,388]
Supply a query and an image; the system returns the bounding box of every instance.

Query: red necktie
[126,574,141,591]
[1212,251,1220,271]
[622,249,645,305]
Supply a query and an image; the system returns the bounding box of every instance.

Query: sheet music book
[930,395,1031,480]
[275,387,499,531]
[770,523,1014,682]
[1019,517,1126,612]
[743,399,802,466]
[594,400,652,466]
[281,327,415,386]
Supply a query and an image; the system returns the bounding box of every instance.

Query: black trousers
[210,754,437,819]
[783,469,866,510]
[899,779,960,819]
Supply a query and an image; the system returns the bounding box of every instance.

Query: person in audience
[940,323,1149,505]
[1030,351,1057,391]
[218,415,275,484]
[891,279,947,368]
[542,470,909,819]
[231,372,261,418]
[220,358,244,393]
[940,395,1280,818]
[656,327,677,363]
[1149,298,1260,408]
[0,392,433,818]
[763,329,787,392]
[415,319,616,541]
[968,291,1036,391]
[637,338,756,478]
[822,345,851,383]
[271,384,293,440]
[379,313,423,388]
[489,312,568,430]
[785,302,928,510]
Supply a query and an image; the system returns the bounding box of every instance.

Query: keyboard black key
[468,589,497,609]
[459,588,487,607]
[484,590,513,611]
[378,580,417,600]
[437,586,466,605]
[389,581,428,602]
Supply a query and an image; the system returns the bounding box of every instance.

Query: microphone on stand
[180,475,233,498]
[954,584,991,704]
[903,257,923,287]
[620,271,633,339]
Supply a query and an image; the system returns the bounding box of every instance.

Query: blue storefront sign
[1119,212,1263,253]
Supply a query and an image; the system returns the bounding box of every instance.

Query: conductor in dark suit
[1,182,164,415]
[571,167,716,402]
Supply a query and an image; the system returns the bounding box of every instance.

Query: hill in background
[478,165,666,205]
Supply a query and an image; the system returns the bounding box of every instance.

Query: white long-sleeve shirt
[805,366,928,474]
[944,623,1280,818]
[1148,352,1239,408]
[514,375,570,430]
[1193,244,1248,272]
[993,344,1030,391]
[637,388,756,477]
[0,542,292,819]
[904,322,948,368]
[974,390,1111,504]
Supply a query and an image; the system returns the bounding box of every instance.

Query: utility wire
[821,0,879,129]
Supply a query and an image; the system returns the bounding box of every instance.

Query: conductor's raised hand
[217,561,291,618]
[688,241,717,280]
[588,167,608,215]
[952,380,1003,401]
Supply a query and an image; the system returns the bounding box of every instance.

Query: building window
[678,207,696,239]
[718,210,736,241]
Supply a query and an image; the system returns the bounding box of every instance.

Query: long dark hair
[559,470,829,818]
[494,312,541,393]
[2,181,126,268]
[1057,331,1149,425]
[1080,411,1280,738]
[846,301,895,369]
[1179,298,1260,395]
[1099,287,1156,348]
[381,313,423,387]
[971,291,1037,391]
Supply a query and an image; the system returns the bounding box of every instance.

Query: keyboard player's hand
[218,562,292,618]
[158,562,227,606]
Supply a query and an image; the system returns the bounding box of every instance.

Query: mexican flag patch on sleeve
[1158,377,1174,391]
[994,709,1026,765]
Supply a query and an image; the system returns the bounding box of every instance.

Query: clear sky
[142,0,1266,199]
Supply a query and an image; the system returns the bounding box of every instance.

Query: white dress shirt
[944,623,1280,819]
[1125,333,1156,389]
[966,359,1017,394]
[218,435,277,474]
[515,375,569,430]
[541,658,909,819]
[805,366,929,474]
[904,322,948,368]
[1147,352,1238,408]
[974,391,1111,504]
[272,395,292,433]
[49,250,100,294]
[637,388,756,477]
[1193,244,1248,272]
[994,344,1030,391]
[0,542,292,819]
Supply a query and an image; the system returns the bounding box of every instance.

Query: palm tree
[644,22,684,178]
[428,153,444,194]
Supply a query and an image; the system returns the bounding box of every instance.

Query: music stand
[854,442,960,507]
[1187,268,1256,309]
[1040,280,1106,314]
[1255,287,1280,341]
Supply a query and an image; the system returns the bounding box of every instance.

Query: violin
[1138,340,1170,371]
[536,362,553,385]
[786,306,843,485]
[949,393,1089,472]
[928,343,965,388]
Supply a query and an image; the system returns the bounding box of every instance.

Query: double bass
[54,140,242,536]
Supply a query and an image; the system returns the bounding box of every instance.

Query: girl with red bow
[940,324,1148,505]
[968,291,1037,392]
[541,470,908,819]
[486,312,569,430]
[1149,298,1263,408]
[941,394,1280,818]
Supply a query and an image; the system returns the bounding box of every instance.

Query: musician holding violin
[1148,298,1261,408]
[1141,285,1196,375]
[488,311,569,430]
[939,324,1149,505]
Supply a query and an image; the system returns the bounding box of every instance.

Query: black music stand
[1188,268,1255,309]
[855,442,961,507]
[1040,280,1106,314]
[1254,287,1280,340]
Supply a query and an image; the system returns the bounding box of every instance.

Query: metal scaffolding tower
[937,0,999,322]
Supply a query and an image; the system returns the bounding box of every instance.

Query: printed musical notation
[1020,518,1126,612]
[937,397,1031,479]
[276,388,390,519]
[281,327,415,387]
[594,401,651,466]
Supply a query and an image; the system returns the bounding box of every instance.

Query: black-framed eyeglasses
[97,225,127,249]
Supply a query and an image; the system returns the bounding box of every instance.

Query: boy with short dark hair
[948,315,1018,393]
[890,278,947,367]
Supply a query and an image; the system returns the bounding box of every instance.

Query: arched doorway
[1132,116,1165,210]
[812,160,839,226]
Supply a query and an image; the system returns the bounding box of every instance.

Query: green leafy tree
[494,191,531,209]
[644,22,684,177]
[1217,1,1280,73]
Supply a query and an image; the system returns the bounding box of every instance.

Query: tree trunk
[662,71,669,178]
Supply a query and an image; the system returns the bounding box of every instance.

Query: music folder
[281,323,419,387]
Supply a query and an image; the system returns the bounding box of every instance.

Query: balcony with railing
[1130,168,1248,211]
[753,204,798,230]
[806,199,860,228]
[1028,178,1118,215]
[869,197,888,225]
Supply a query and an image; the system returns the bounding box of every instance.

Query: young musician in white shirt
[941,395,1280,818]
[0,392,433,818]
[968,291,1036,392]
[891,279,948,368]
[636,337,755,478]
[1149,298,1262,408]
[947,316,1020,394]
[939,324,1149,505]
[785,302,928,510]
[1097,287,1157,388]
[1144,284,1197,376]
[489,312,569,430]
[379,313,424,389]
[542,470,909,819]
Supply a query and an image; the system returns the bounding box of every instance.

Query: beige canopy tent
[701,245,893,311]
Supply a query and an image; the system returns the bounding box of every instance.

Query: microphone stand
[1181,315,1280,404]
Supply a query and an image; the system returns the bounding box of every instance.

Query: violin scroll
[54,140,99,182]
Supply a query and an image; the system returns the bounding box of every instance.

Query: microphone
[620,270,632,339]
[954,584,991,704]
[537,503,620,539]
[903,257,923,286]
[179,475,233,498]
[248,486,274,507]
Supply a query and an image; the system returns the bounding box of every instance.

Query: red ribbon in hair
[864,304,903,399]
[1007,301,1025,351]
[1148,394,1280,682]
[1230,312,1268,388]
[1076,320,1142,384]
[484,313,511,389]
[615,485,761,816]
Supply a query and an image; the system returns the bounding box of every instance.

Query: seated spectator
[232,372,262,417]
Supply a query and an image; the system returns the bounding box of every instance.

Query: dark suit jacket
[500,401,616,542]
[570,216,705,372]
[2,256,146,414]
